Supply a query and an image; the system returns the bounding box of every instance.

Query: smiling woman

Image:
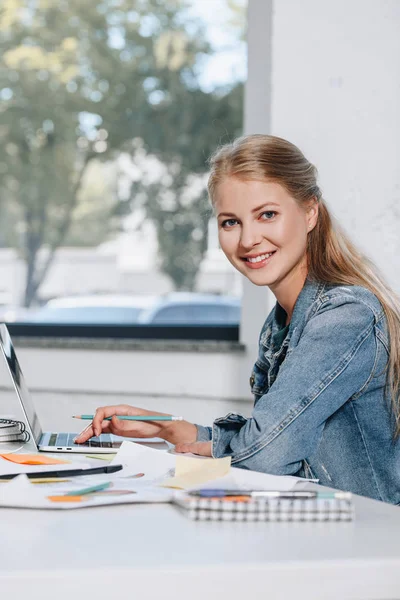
[214,178,318,321]
[75,134,400,505]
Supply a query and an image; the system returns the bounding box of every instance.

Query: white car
[22,292,241,326]
[137,292,241,325]
[24,295,157,324]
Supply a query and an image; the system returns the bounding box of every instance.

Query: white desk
[1,482,400,600]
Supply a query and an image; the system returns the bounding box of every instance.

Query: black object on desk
[0,464,123,480]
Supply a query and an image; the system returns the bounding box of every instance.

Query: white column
[238,0,274,398]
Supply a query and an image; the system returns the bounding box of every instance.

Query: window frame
[6,322,239,342]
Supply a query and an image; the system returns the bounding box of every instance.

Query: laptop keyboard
[48,432,114,448]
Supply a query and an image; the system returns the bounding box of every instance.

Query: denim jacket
[196,280,400,504]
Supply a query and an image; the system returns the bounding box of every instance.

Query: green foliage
[0,0,244,305]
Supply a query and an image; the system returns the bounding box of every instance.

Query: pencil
[72,414,183,421]
[65,482,112,496]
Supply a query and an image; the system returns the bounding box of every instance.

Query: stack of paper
[0,441,300,510]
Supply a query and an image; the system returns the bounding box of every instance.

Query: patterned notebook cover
[173,492,354,522]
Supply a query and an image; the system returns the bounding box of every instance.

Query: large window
[0,0,247,336]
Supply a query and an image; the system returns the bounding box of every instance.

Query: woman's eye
[260,211,276,220]
[221,219,238,228]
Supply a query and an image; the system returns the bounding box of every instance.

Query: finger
[174,441,212,456]
[74,419,113,443]
[174,443,191,453]
[74,423,94,443]
[92,405,131,436]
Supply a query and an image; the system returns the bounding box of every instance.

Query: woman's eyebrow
[251,202,280,213]
[217,211,237,218]
[218,202,280,219]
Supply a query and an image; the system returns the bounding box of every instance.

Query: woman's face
[214,177,318,295]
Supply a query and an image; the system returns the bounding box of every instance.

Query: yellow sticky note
[160,456,231,489]
[0,453,70,465]
[85,454,116,461]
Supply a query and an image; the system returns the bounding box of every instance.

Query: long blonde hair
[208,134,400,436]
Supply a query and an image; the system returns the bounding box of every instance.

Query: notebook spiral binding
[0,418,31,443]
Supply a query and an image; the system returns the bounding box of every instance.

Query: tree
[0,0,243,305]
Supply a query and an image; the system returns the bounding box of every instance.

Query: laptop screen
[0,324,43,444]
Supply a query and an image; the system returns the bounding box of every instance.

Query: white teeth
[247,252,273,263]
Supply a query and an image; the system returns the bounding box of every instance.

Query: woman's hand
[174,441,212,457]
[73,404,198,446]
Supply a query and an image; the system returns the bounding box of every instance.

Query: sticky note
[47,495,85,503]
[85,454,116,461]
[160,456,231,489]
[0,454,70,465]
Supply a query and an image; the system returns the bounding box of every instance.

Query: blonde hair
[208,134,400,436]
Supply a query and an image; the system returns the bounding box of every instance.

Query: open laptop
[0,323,167,453]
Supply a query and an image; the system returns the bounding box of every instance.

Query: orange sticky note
[0,453,70,465]
[48,496,85,503]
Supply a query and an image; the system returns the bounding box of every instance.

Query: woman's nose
[240,225,262,249]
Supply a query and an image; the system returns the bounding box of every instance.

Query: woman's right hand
[74,405,172,444]
[73,404,198,445]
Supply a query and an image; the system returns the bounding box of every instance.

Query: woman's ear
[306,198,319,232]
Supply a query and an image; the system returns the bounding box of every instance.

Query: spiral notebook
[173,493,354,522]
[0,418,30,443]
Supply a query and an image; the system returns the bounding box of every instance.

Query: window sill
[12,335,245,354]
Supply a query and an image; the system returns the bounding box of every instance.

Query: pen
[0,464,123,481]
[188,490,352,500]
[72,415,183,421]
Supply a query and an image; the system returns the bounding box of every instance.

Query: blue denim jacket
[196,280,400,504]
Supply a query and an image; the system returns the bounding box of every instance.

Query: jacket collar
[261,279,327,351]
[272,279,326,333]
[290,278,327,327]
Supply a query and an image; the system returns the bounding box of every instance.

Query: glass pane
[0,0,246,328]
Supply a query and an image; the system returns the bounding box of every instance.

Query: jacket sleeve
[211,297,378,474]
[196,424,213,441]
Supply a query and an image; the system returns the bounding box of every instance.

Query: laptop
[0,323,167,453]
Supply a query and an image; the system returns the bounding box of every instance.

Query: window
[0,0,247,338]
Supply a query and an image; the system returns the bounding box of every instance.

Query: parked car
[23,295,156,324]
[0,305,31,323]
[137,293,241,325]
[20,292,241,326]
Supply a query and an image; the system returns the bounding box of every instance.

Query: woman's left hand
[174,441,212,457]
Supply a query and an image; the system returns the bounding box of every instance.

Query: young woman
[75,135,400,504]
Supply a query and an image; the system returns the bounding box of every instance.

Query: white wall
[271,0,400,292]
[0,345,252,432]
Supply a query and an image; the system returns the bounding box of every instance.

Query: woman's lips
[242,251,276,270]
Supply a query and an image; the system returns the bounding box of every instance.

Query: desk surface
[1,480,400,600]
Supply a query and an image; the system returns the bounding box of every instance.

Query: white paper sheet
[185,466,299,492]
[0,474,173,509]
[111,442,300,492]
[0,442,306,510]
[109,440,176,482]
